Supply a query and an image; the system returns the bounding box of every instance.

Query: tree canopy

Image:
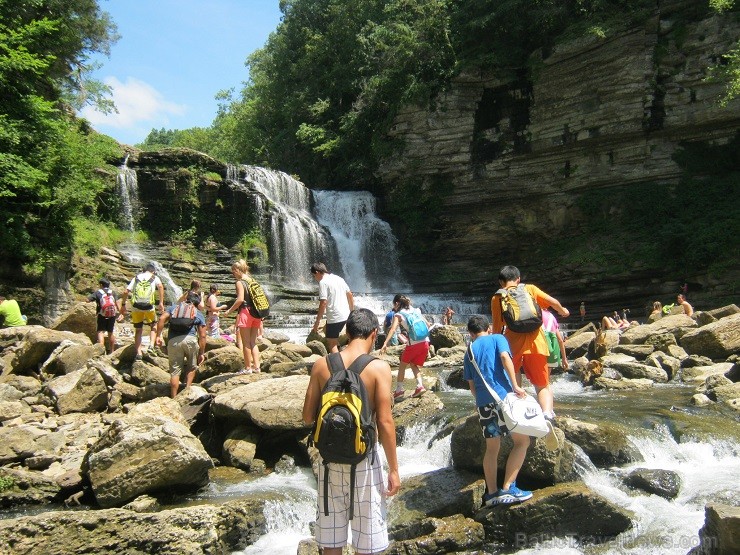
[0,0,120,275]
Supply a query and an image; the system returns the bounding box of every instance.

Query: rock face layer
[377,5,740,310]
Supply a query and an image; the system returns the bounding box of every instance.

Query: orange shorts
[511,352,550,387]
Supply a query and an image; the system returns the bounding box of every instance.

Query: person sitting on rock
[677,293,694,317]
[0,296,27,328]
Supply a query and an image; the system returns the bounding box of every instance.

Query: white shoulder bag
[467,344,549,438]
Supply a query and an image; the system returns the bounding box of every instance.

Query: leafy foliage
[0,0,119,270]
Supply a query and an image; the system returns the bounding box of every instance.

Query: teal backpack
[401,308,429,341]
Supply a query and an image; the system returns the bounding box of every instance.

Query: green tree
[0,0,120,273]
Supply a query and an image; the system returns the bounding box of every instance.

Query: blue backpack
[401,308,429,341]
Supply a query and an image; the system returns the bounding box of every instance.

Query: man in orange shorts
[491,265,569,419]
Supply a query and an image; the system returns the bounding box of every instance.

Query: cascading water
[116,159,182,303]
[117,154,139,232]
[312,190,406,293]
[232,165,338,288]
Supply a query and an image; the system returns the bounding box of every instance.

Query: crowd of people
[0,259,702,555]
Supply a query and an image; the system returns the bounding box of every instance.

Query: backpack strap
[326,352,376,376]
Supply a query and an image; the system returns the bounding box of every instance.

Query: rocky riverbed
[0,303,738,554]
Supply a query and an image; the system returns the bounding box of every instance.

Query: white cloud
[80,76,187,130]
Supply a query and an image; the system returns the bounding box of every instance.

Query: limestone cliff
[376,4,740,315]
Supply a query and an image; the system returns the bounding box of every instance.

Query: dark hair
[144,262,156,273]
[395,294,411,310]
[99,278,110,288]
[498,265,520,283]
[209,284,219,292]
[310,262,328,274]
[187,292,201,305]
[346,308,378,339]
[467,315,489,334]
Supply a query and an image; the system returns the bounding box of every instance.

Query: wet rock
[0,466,63,507]
[624,468,681,499]
[708,382,740,403]
[556,417,640,466]
[445,367,468,390]
[691,393,712,406]
[592,377,653,390]
[450,413,576,485]
[605,360,668,382]
[0,498,267,554]
[680,313,740,360]
[688,503,740,555]
[121,494,160,512]
[387,514,485,554]
[478,482,633,547]
[388,467,482,536]
[392,390,446,441]
[211,375,309,430]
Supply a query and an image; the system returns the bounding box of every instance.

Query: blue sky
[79,0,282,146]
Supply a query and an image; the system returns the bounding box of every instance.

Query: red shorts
[512,352,549,387]
[236,308,262,329]
[400,341,429,366]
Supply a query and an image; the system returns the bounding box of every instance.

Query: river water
[166,367,739,555]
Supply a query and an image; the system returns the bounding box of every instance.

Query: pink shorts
[236,308,262,329]
[400,341,429,366]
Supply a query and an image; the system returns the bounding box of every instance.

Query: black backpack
[311,352,376,520]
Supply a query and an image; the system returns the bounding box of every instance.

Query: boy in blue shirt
[463,315,532,505]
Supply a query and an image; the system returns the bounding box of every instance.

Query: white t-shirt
[318,273,351,324]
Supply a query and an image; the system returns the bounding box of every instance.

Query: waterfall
[117,154,139,232]
[230,166,407,292]
[231,166,339,288]
[312,190,406,293]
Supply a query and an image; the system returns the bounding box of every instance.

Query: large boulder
[40,340,104,376]
[605,360,669,382]
[680,313,740,360]
[450,413,576,485]
[619,314,697,345]
[680,363,735,384]
[689,503,740,555]
[0,499,267,555]
[556,417,640,466]
[47,367,109,415]
[593,377,654,390]
[0,466,63,507]
[211,375,309,430]
[9,327,92,375]
[387,514,484,555]
[197,345,244,379]
[82,398,213,507]
[624,468,681,500]
[387,467,482,536]
[221,425,261,470]
[429,325,465,349]
[51,302,98,342]
[478,482,633,546]
[392,391,446,442]
[564,332,594,359]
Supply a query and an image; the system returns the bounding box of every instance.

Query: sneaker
[483,491,502,507]
[411,385,426,398]
[393,389,405,400]
[543,420,561,451]
[495,484,533,504]
[237,368,253,375]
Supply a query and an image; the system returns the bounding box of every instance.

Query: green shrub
[237,230,268,263]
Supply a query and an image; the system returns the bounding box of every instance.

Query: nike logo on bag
[524,413,537,420]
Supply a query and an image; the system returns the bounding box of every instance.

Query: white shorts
[315,447,389,553]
